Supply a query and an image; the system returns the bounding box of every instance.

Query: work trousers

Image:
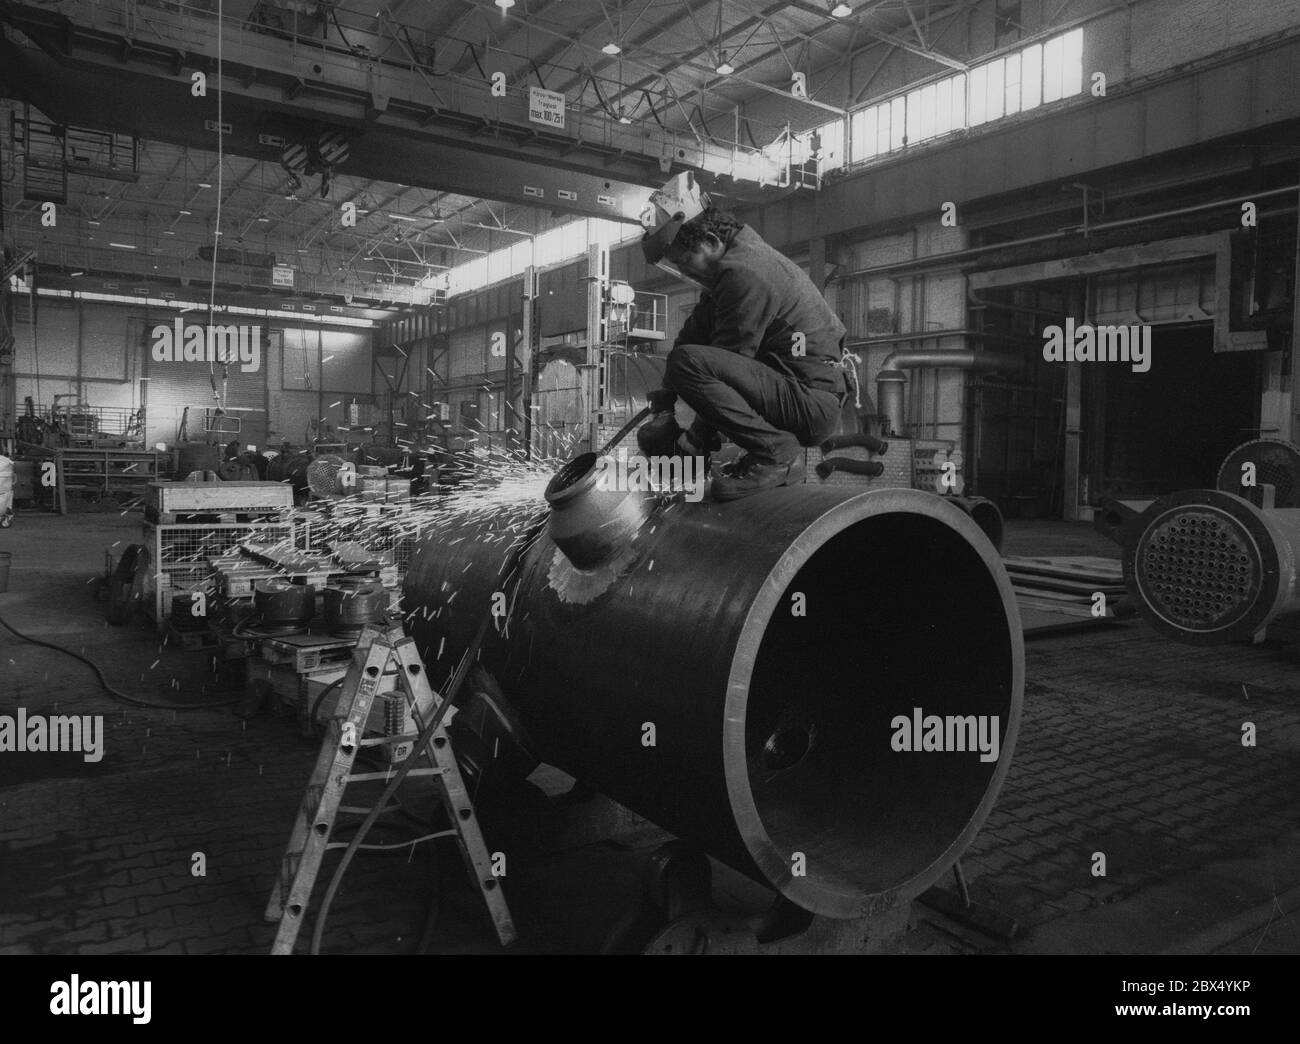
[666,343,844,464]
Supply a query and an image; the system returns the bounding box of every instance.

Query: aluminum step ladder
[265,624,516,953]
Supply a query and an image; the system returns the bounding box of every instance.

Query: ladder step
[346,768,445,783]
[357,732,424,747]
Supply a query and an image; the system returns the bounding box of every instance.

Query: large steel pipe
[403,476,1023,919]
[1124,488,1300,644]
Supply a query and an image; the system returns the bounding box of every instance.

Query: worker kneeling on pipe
[639,172,853,501]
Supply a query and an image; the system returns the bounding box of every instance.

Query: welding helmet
[640,171,712,285]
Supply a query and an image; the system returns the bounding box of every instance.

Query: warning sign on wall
[272,265,295,288]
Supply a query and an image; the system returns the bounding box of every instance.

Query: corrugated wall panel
[80,303,131,381]
[449,327,483,379]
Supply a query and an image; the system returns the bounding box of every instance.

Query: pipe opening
[735,511,1016,910]
[545,452,598,502]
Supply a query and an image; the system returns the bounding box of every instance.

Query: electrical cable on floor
[309,676,343,722]
[0,610,238,710]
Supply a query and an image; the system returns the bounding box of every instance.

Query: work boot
[712,454,806,501]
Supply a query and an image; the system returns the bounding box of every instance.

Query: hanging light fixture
[602,42,621,55]
[494,0,514,10]
[831,3,852,17]
[715,52,734,75]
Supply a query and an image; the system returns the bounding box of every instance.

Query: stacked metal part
[1097,438,1300,643]
[402,452,1023,919]
[253,578,315,635]
[324,578,388,637]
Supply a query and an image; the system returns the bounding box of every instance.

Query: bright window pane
[951,74,966,129]
[969,64,988,125]
[852,107,877,160]
[1004,52,1021,115]
[1043,35,1064,103]
[877,102,892,155]
[562,222,585,257]
[985,57,1005,121]
[934,77,952,134]
[1021,43,1042,109]
[509,240,532,274]
[890,96,906,149]
[1061,28,1083,96]
[919,83,937,140]
[818,119,844,169]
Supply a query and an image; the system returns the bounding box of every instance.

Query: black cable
[598,406,651,455]
[691,104,717,145]
[309,676,344,723]
[328,7,355,51]
[0,610,238,710]
[641,90,666,129]
[586,75,620,120]
[465,43,487,80]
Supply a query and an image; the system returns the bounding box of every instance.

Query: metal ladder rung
[346,768,445,783]
[357,732,426,747]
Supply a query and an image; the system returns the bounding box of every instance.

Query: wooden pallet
[151,509,289,525]
[147,480,293,516]
[259,632,359,672]
[246,658,348,723]
[211,554,332,598]
[162,620,222,651]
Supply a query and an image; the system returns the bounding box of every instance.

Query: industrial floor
[1,509,1297,955]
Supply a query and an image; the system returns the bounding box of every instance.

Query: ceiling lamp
[715,53,734,75]
[602,42,621,55]
[831,2,852,15]
[494,0,514,9]
[197,182,213,189]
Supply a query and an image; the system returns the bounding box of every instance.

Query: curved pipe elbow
[879,349,1023,373]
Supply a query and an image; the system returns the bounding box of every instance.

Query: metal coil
[253,578,315,635]
[324,581,388,637]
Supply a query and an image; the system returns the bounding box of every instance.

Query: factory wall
[10,297,375,451]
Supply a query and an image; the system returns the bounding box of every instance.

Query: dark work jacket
[676,225,848,395]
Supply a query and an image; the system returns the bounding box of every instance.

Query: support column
[583,242,610,453]
[1061,281,1086,521]
[1289,182,1300,443]
[520,266,537,459]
